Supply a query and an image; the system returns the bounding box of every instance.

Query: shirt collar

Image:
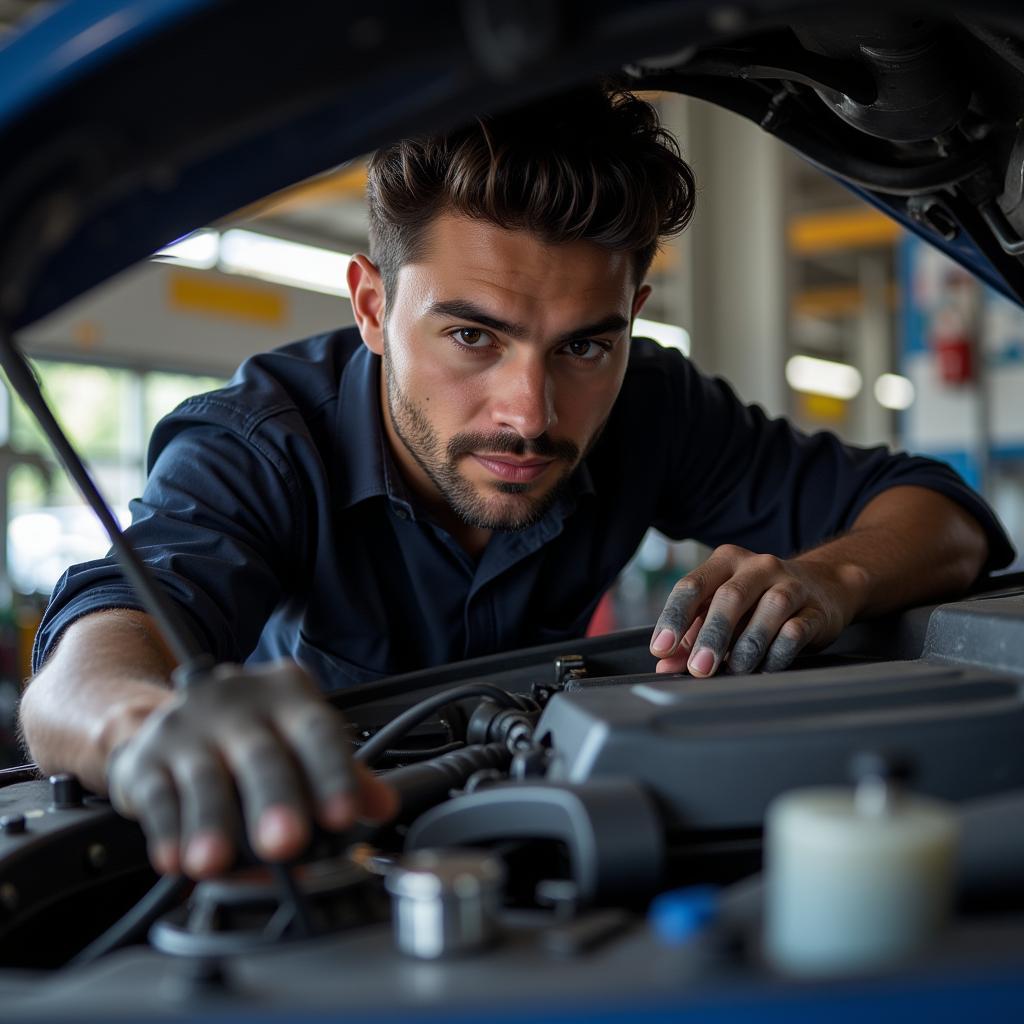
[336,345,412,514]
[335,343,595,519]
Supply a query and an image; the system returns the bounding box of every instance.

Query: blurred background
[2,4,1023,758]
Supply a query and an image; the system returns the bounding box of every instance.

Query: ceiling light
[219,230,351,296]
[785,355,862,400]
[153,229,220,269]
[635,318,691,356]
[874,372,915,411]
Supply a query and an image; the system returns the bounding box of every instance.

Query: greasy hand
[107,659,398,878]
[649,545,864,676]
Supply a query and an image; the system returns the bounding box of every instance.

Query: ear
[631,284,652,323]
[347,254,386,355]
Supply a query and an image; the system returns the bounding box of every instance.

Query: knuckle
[175,754,223,792]
[672,576,702,601]
[762,587,796,617]
[752,553,782,574]
[781,618,810,644]
[128,775,180,836]
[293,708,346,742]
[715,581,747,607]
[714,543,748,561]
[233,734,282,765]
[133,769,175,806]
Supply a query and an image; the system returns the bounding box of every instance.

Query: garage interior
[0,4,1022,724]
[3,1,1024,1017]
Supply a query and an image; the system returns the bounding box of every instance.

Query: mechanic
[19,87,1014,881]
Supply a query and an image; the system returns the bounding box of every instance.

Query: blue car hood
[2,0,1024,329]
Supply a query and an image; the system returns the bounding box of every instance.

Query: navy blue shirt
[33,328,1015,690]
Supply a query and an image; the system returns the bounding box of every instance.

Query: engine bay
[2,581,1024,1019]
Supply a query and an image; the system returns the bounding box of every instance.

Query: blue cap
[648,885,719,946]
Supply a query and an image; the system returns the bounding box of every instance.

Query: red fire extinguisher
[930,304,975,385]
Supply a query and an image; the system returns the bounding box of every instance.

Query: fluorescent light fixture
[874,372,915,411]
[785,355,862,400]
[219,229,351,296]
[634,317,691,356]
[153,229,220,269]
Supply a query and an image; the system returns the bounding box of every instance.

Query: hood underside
[3,0,1024,329]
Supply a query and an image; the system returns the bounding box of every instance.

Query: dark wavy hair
[366,86,696,299]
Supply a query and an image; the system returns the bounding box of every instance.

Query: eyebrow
[427,300,630,345]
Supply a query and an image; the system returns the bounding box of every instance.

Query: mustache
[446,431,579,462]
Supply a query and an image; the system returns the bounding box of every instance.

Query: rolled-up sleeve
[652,352,1015,573]
[32,407,308,673]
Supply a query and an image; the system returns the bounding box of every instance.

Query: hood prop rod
[0,326,213,685]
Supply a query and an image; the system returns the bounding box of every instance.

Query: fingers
[126,767,182,875]
[650,549,747,658]
[284,708,361,830]
[687,557,784,675]
[689,604,743,676]
[763,611,824,672]
[655,615,703,674]
[650,548,835,678]
[172,752,237,878]
[223,726,311,863]
[105,661,397,878]
[727,582,804,674]
[283,706,399,830]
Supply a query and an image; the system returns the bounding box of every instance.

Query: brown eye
[455,328,485,346]
[564,339,605,361]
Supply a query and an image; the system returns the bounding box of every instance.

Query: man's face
[357,212,648,534]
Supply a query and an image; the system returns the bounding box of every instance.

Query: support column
[681,99,789,417]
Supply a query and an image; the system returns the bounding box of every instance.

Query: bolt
[49,773,83,810]
[0,814,26,836]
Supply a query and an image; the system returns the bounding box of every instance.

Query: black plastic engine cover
[535,658,1024,831]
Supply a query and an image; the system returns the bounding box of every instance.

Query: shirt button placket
[465,593,497,658]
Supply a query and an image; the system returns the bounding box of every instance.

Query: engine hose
[355,682,527,767]
[377,741,466,766]
[385,742,511,822]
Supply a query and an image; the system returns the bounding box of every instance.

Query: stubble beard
[381,338,588,532]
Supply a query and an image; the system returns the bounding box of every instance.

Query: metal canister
[385,849,505,959]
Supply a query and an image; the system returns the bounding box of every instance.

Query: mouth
[469,454,555,484]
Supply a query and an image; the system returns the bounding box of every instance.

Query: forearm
[19,609,175,794]
[794,485,990,620]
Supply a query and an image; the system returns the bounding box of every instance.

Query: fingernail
[151,841,180,875]
[689,648,716,676]
[184,832,223,876]
[257,806,301,855]
[651,628,675,655]
[320,792,356,830]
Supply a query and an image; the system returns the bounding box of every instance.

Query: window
[4,360,224,596]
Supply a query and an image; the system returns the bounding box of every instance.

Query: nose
[490,351,555,440]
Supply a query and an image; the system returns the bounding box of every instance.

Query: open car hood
[3,0,1024,330]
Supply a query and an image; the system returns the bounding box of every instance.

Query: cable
[0,327,211,679]
[68,873,190,968]
[355,683,527,767]
[375,741,466,766]
[0,762,37,785]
